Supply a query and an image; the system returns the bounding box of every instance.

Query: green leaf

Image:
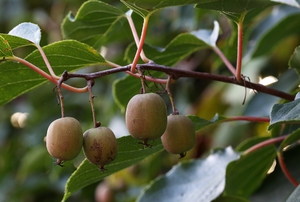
[137,147,240,202]
[124,23,218,66]
[61,0,126,49]
[225,144,277,198]
[62,135,164,201]
[0,40,106,106]
[289,46,300,74]
[8,22,41,45]
[287,185,300,202]
[268,98,300,130]
[195,0,276,22]
[235,136,271,152]
[188,114,226,132]
[248,6,300,58]
[279,128,300,151]
[113,75,140,113]
[0,34,36,50]
[0,35,13,57]
[121,0,201,17]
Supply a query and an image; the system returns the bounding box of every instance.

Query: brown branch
[136,63,295,101]
[57,63,294,101]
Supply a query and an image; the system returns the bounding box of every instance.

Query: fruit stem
[130,15,149,73]
[138,68,146,93]
[87,79,98,128]
[166,76,178,115]
[57,71,68,118]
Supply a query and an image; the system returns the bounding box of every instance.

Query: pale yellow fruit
[83,127,118,170]
[125,93,167,142]
[161,115,195,156]
[46,117,83,165]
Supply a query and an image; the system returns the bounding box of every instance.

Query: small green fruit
[83,127,118,170]
[46,117,83,166]
[125,93,167,146]
[161,115,195,158]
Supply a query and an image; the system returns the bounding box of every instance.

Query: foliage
[1,0,300,201]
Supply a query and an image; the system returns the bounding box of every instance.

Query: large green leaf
[268,97,300,130]
[247,5,300,58]
[196,0,298,22]
[61,0,126,49]
[137,147,240,202]
[121,0,299,17]
[225,143,277,198]
[62,135,164,201]
[0,40,106,106]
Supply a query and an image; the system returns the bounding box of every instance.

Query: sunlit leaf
[61,0,126,49]
[137,147,240,202]
[8,22,41,45]
[62,135,164,201]
[272,0,300,7]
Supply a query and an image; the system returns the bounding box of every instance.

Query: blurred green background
[0,0,299,201]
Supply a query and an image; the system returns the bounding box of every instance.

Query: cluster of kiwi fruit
[45,92,195,169]
[125,93,196,158]
[46,117,118,170]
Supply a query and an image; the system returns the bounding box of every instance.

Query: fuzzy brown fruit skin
[83,127,118,170]
[46,117,83,165]
[125,93,167,142]
[161,115,195,156]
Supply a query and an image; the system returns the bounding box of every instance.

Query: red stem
[130,17,149,72]
[235,16,245,83]
[277,152,299,186]
[243,135,287,155]
[226,116,270,123]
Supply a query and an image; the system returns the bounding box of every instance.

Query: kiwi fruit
[125,93,167,146]
[161,114,195,158]
[46,117,83,166]
[83,127,118,171]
